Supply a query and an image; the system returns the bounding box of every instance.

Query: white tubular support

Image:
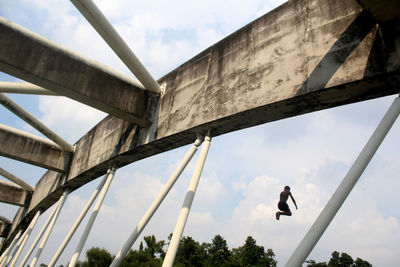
[48,173,110,267]
[6,227,30,267]
[0,82,57,95]
[162,134,212,267]
[19,203,61,267]
[0,167,34,192]
[0,93,74,152]
[285,96,400,267]
[70,0,161,94]
[68,167,117,267]
[0,230,21,267]
[110,138,203,267]
[30,191,68,267]
[9,211,41,267]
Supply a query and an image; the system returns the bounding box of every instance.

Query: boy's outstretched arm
[290,193,298,209]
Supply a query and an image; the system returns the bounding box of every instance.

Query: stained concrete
[0,216,11,237]
[0,125,71,172]
[0,221,10,238]
[0,17,148,126]
[2,0,400,248]
[0,180,30,207]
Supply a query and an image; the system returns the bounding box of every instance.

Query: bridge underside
[1,0,399,250]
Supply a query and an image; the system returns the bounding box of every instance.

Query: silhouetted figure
[276,186,297,220]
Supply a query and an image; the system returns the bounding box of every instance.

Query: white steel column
[110,138,203,267]
[0,82,57,95]
[30,191,68,267]
[9,211,41,267]
[5,231,26,266]
[0,167,34,192]
[19,202,61,267]
[0,230,21,267]
[48,172,110,267]
[68,167,117,267]
[285,96,400,267]
[6,226,32,267]
[0,93,73,152]
[70,0,161,94]
[162,134,212,267]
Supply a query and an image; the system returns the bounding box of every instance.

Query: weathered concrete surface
[0,216,11,237]
[0,125,71,172]
[0,180,30,206]
[0,17,149,126]
[4,0,400,246]
[0,218,10,238]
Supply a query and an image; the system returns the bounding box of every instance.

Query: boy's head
[284,186,290,191]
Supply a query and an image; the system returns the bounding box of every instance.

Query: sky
[0,0,399,266]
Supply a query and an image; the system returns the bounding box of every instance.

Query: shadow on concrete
[296,11,377,96]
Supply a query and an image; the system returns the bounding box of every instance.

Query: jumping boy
[276,186,297,220]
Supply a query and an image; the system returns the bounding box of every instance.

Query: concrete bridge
[0,0,399,266]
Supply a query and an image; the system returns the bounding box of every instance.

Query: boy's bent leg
[283,210,292,216]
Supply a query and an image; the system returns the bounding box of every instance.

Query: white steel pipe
[285,96,400,267]
[68,167,117,267]
[9,211,41,267]
[0,82,57,95]
[162,134,212,267]
[5,226,29,266]
[19,204,60,267]
[0,93,74,152]
[70,0,161,94]
[30,191,68,267]
[0,167,34,192]
[110,138,203,267]
[48,173,110,267]
[6,228,29,266]
[0,230,22,267]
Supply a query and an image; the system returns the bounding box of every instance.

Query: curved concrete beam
[0,82,57,95]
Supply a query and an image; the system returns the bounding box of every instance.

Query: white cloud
[37,96,106,143]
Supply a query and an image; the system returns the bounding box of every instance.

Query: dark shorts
[278,201,290,212]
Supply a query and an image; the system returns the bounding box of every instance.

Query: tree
[85,247,113,267]
[120,249,161,267]
[119,235,165,267]
[207,235,232,266]
[305,259,328,267]
[232,236,276,267]
[143,235,166,259]
[306,251,372,267]
[71,234,279,267]
[353,257,372,267]
[174,236,207,267]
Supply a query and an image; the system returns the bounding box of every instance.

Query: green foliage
[143,235,166,259]
[61,235,371,267]
[207,234,232,266]
[174,236,207,267]
[306,251,372,267]
[120,249,162,267]
[231,236,277,267]
[85,247,112,267]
